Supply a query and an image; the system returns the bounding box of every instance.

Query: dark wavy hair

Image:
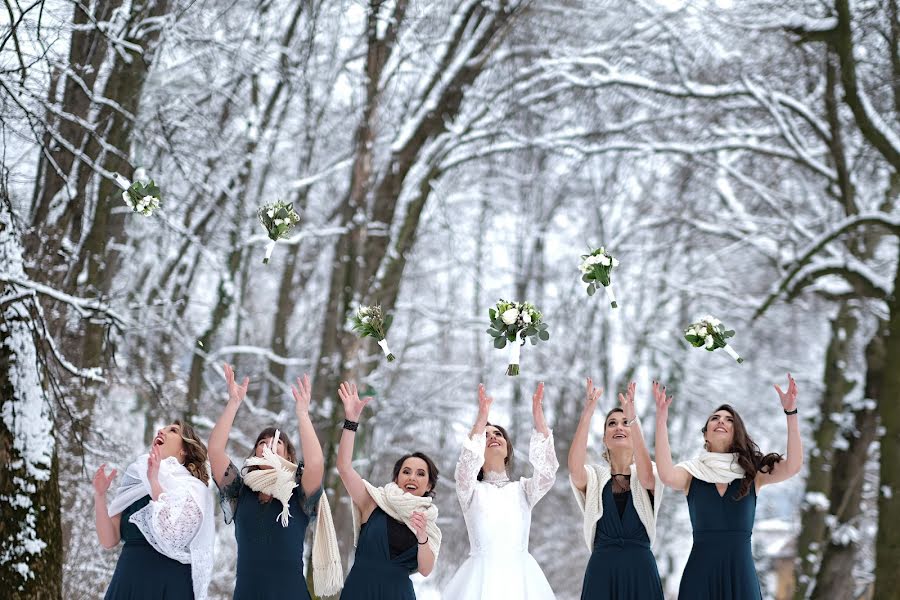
[392,452,439,497]
[477,423,514,481]
[702,404,782,499]
[174,420,209,486]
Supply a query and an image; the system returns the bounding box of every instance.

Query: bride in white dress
[442,382,559,599]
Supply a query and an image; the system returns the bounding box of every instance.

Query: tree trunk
[874,243,900,599]
[795,303,859,598]
[0,195,62,599]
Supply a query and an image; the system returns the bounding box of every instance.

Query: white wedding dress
[442,429,559,600]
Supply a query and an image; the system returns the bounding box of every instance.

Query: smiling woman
[337,381,443,600]
[93,420,215,600]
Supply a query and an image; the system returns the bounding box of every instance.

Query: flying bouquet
[487,300,549,376]
[258,201,301,264]
[115,170,161,216]
[579,247,619,308]
[351,305,395,362]
[684,315,743,363]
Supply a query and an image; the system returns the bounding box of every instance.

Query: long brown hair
[174,419,209,486]
[702,405,782,499]
[477,423,514,481]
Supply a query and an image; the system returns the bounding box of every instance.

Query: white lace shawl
[455,429,559,511]
[107,455,215,600]
[569,463,663,552]
[676,450,745,484]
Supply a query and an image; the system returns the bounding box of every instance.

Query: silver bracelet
[624,416,640,427]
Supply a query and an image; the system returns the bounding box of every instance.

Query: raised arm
[336,382,375,520]
[93,465,121,549]
[568,378,603,492]
[208,364,248,485]
[524,382,559,507]
[292,374,324,496]
[456,384,492,508]
[620,381,654,492]
[653,381,691,492]
[756,373,803,490]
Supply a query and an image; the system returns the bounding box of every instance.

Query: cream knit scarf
[242,431,343,596]
[570,463,663,552]
[351,481,442,562]
[675,450,745,484]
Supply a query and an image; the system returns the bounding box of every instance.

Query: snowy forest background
[1,0,899,599]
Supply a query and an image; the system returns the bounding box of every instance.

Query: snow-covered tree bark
[0,193,62,599]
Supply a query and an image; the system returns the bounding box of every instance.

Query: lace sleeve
[522,429,559,508]
[216,461,243,524]
[456,431,486,510]
[129,490,203,563]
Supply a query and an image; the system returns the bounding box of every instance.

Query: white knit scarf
[241,432,343,596]
[570,463,663,552]
[107,455,215,600]
[351,481,442,562]
[676,450,745,484]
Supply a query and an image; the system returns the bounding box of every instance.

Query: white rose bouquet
[579,246,619,308]
[684,315,743,363]
[487,299,549,376]
[115,170,161,216]
[350,305,395,362]
[258,201,301,264]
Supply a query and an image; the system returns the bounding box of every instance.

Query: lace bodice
[454,429,559,555]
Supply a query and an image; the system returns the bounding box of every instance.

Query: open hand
[774,373,798,412]
[92,464,117,497]
[223,363,249,406]
[338,381,371,422]
[618,381,637,421]
[292,374,312,416]
[653,380,673,421]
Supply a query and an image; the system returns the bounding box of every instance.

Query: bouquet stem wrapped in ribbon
[258,201,301,264]
[579,247,619,308]
[487,300,549,376]
[684,315,743,363]
[115,170,161,216]
[351,305,395,362]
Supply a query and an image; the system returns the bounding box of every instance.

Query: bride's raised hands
[532,382,550,435]
[472,383,492,435]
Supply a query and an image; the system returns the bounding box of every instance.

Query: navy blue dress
[218,461,321,600]
[580,482,664,599]
[678,478,762,599]
[341,507,418,599]
[105,495,194,599]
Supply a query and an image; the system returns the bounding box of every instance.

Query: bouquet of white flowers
[579,247,619,308]
[350,305,395,362]
[258,201,301,264]
[487,300,549,376]
[684,315,743,363]
[115,170,161,216]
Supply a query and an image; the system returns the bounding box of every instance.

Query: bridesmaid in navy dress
[336,381,441,600]
[94,420,214,599]
[569,379,664,599]
[654,375,802,599]
[208,364,327,600]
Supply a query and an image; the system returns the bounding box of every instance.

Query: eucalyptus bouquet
[351,305,395,362]
[258,201,301,264]
[579,246,619,308]
[487,300,549,376]
[684,315,743,363]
